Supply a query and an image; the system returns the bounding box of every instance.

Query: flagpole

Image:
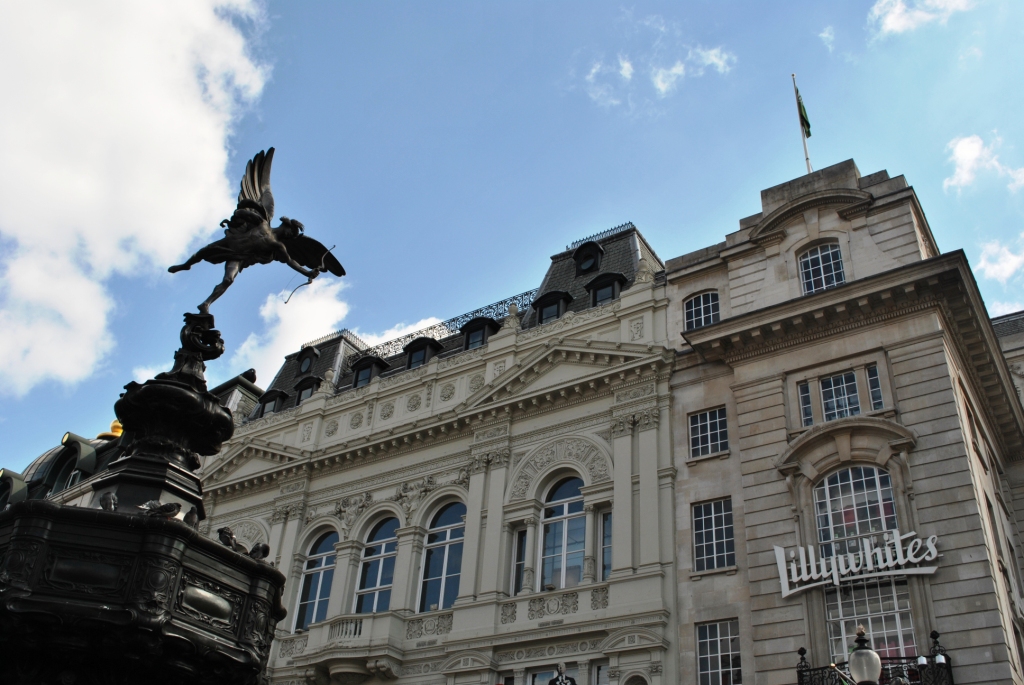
[792,73,812,174]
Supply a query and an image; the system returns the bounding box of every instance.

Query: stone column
[521,516,538,594]
[478,454,509,600]
[389,525,425,616]
[455,463,488,604]
[326,539,362,617]
[637,408,660,569]
[514,668,526,685]
[577,660,591,685]
[610,416,634,575]
[582,504,597,583]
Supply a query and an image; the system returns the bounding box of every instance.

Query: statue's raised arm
[168,148,345,314]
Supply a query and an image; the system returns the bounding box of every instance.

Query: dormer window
[459,317,501,351]
[403,337,444,370]
[572,241,605,277]
[354,367,372,388]
[532,291,573,325]
[351,355,389,388]
[296,347,320,376]
[293,376,322,406]
[256,390,289,417]
[585,273,627,307]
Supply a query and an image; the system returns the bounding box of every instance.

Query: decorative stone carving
[425,381,434,407]
[517,301,620,341]
[380,402,395,420]
[634,256,655,283]
[281,481,304,494]
[324,419,339,437]
[233,520,266,547]
[647,664,662,675]
[389,476,437,516]
[335,492,373,538]
[469,374,485,392]
[629,318,644,341]
[451,467,470,489]
[406,612,453,639]
[522,568,535,589]
[509,438,611,500]
[583,556,596,581]
[349,412,363,429]
[437,349,484,370]
[367,658,400,679]
[270,503,303,524]
[493,361,506,378]
[527,592,578,619]
[614,383,655,403]
[440,383,456,402]
[503,303,521,329]
[407,394,422,412]
[610,415,633,438]
[496,639,601,663]
[279,635,308,658]
[300,423,313,442]
[590,586,609,610]
[131,556,180,616]
[635,408,659,431]
[475,425,508,442]
[501,602,517,624]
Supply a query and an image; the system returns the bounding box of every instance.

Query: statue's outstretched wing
[281,234,346,276]
[237,148,275,221]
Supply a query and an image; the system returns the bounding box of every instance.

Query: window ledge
[688,565,737,581]
[686,449,730,464]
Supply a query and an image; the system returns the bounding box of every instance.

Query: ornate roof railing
[302,328,369,351]
[342,289,538,369]
[566,221,635,251]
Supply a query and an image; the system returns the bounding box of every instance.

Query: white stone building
[14,159,1024,685]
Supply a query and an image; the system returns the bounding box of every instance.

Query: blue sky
[1,0,1022,472]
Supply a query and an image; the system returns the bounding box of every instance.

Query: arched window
[355,517,399,614]
[541,477,585,590]
[814,466,916,663]
[799,243,846,295]
[294,531,339,631]
[418,502,466,612]
[684,292,720,331]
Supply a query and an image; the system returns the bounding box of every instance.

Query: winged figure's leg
[168,253,203,273]
[198,261,242,314]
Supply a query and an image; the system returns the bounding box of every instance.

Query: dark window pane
[420,578,442,612]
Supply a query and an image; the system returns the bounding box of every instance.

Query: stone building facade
[10,159,1024,685]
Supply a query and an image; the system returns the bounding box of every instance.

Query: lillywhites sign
[775,529,939,598]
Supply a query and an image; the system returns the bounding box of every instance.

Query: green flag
[797,88,811,138]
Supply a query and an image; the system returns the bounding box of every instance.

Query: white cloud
[619,55,634,81]
[227,278,351,388]
[989,301,1024,317]
[652,62,686,96]
[0,0,268,396]
[869,0,973,36]
[352,317,444,347]
[943,135,1024,193]
[689,47,736,74]
[977,240,1024,284]
[819,26,835,52]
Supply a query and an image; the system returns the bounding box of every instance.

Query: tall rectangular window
[693,498,735,571]
[799,243,846,294]
[798,381,813,427]
[697,619,742,685]
[866,365,884,410]
[690,407,729,458]
[601,512,612,581]
[511,529,527,595]
[820,371,860,421]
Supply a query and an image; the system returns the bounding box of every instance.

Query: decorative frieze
[509,438,611,501]
[324,419,339,437]
[527,592,578,620]
[389,476,438,516]
[405,612,453,639]
[496,638,602,663]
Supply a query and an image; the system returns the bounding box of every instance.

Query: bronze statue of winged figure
[169,148,345,313]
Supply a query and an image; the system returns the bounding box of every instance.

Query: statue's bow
[283,245,336,304]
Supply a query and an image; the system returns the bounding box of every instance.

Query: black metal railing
[566,221,635,250]
[341,289,538,368]
[796,633,952,685]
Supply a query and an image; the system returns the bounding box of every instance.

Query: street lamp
[847,625,883,685]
